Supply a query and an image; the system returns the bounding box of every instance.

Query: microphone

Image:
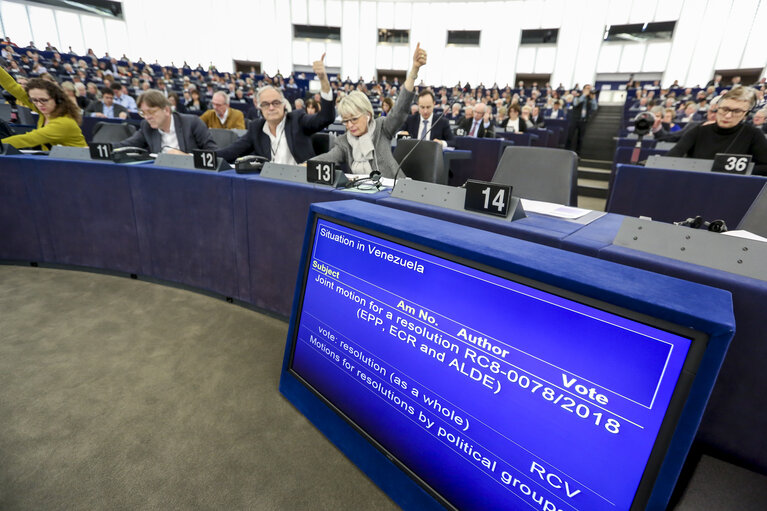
[390,98,456,193]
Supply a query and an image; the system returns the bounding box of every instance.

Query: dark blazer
[84,101,128,118]
[113,112,217,153]
[401,113,455,146]
[500,117,527,133]
[458,117,495,138]
[217,94,335,163]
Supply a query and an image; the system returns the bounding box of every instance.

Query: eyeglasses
[718,107,748,116]
[29,97,53,105]
[259,100,283,109]
[341,115,363,125]
[139,107,162,118]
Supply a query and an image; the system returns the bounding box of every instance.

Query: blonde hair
[337,90,373,120]
[721,86,755,109]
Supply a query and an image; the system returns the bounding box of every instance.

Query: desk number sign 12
[193,150,219,170]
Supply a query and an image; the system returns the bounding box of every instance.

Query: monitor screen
[286,215,709,511]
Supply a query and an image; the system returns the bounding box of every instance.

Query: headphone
[675,216,728,233]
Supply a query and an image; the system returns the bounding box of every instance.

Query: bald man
[457,102,494,138]
[200,91,245,130]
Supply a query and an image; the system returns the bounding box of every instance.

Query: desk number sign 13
[307,159,335,185]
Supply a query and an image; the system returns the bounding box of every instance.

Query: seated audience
[548,100,566,119]
[60,81,89,111]
[113,89,216,154]
[200,91,245,130]
[503,103,526,133]
[312,44,427,177]
[217,53,334,164]
[458,101,494,137]
[667,87,767,174]
[0,65,86,149]
[398,88,454,147]
[84,86,128,119]
[111,82,137,113]
[305,98,320,115]
[750,108,766,135]
[185,88,206,112]
[167,92,186,113]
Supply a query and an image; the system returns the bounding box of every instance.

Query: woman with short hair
[668,86,767,175]
[312,44,427,178]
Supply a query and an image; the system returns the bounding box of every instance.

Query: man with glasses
[667,87,767,175]
[200,91,245,130]
[113,89,216,154]
[217,53,334,164]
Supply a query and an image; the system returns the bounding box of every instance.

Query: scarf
[347,118,376,174]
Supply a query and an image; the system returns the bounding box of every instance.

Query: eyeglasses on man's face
[260,100,283,110]
[139,107,162,118]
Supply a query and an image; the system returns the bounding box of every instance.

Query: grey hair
[256,85,287,107]
[212,91,230,104]
[337,90,373,120]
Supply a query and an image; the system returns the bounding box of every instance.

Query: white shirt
[418,113,447,147]
[506,118,521,133]
[160,115,180,153]
[263,116,297,165]
[216,108,230,126]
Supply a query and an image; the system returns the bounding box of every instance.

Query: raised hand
[312,53,327,80]
[412,43,427,70]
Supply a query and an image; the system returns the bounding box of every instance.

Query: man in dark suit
[457,102,494,138]
[84,87,128,119]
[113,89,216,154]
[398,88,454,147]
[218,53,335,164]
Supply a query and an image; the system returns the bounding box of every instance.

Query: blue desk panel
[1,154,765,474]
[599,244,767,473]
[375,196,595,251]
[130,164,242,299]
[0,156,44,262]
[608,164,767,227]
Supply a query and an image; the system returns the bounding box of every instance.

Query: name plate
[193,149,218,170]
[712,153,752,174]
[463,179,512,217]
[306,159,335,185]
[89,142,113,160]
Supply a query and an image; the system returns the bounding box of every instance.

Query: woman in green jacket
[1,66,87,150]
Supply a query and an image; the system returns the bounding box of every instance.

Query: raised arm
[403,42,426,93]
[0,64,36,112]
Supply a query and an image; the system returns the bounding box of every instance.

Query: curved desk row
[1,154,765,475]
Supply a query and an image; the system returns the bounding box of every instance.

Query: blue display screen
[289,218,694,511]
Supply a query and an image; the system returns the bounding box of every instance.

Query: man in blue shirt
[84,87,128,119]
[111,82,137,113]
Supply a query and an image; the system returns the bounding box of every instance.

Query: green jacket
[0,67,87,150]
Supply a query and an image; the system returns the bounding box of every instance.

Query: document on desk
[520,199,591,219]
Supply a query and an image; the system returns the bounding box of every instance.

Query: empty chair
[208,128,239,148]
[393,139,446,184]
[91,122,137,143]
[311,132,331,156]
[16,105,38,125]
[492,146,578,206]
[0,102,11,122]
